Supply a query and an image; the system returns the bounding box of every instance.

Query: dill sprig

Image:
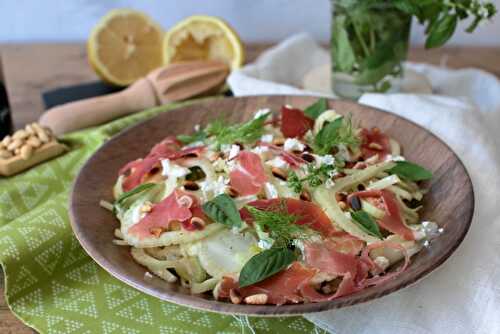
[287,163,339,194]
[313,115,360,155]
[245,201,308,248]
[206,112,270,147]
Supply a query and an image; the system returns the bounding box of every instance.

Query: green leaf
[239,247,296,287]
[388,161,433,181]
[113,183,156,214]
[351,210,383,239]
[331,15,356,72]
[425,14,457,49]
[202,194,243,228]
[313,116,359,155]
[304,98,328,119]
[177,130,207,145]
[185,166,206,181]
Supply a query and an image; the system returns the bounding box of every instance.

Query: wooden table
[0,43,499,333]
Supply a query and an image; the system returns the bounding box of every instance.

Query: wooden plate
[70,96,474,316]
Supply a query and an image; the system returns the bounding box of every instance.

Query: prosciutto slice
[240,198,338,237]
[348,189,415,241]
[258,142,307,168]
[229,151,267,196]
[360,128,391,161]
[119,136,205,192]
[128,190,195,239]
[280,106,314,139]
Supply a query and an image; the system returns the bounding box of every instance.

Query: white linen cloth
[228,34,500,334]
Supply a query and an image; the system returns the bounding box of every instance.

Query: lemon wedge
[88,9,164,86]
[163,15,245,70]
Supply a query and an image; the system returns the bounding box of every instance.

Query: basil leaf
[304,98,328,119]
[202,194,243,228]
[177,130,206,145]
[331,15,356,73]
[113,183,156,214]
[425,13,457,49]
[388,161,433,181]
[185,166,206,181]
[239,247,296,288]
[314,117,344,155]
[351,210,383,239]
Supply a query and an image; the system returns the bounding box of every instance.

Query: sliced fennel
[361,200,385,219]
[367,174,401,190]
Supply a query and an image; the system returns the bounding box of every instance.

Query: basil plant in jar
[330,0,497,99]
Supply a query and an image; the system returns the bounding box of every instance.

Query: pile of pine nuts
[0,123,54,160]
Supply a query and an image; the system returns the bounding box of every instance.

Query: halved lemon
[88,9,164,86]
[163,15,245,70]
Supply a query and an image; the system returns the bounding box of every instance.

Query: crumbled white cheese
[212,157,226,172]
[258,239,273,250]
[252,145,270,155]
[413,221,443,242]
[144,271,153,279]
[316,154,335,166]
[284,138,305,152]
[374,256,390,271]
[254,108,271,119]
[260,134,274,143]
[199,175,229,199]
[194,124,201,132]
[386,154,406,162]
[220,144,232,156]
[228,144,240,160]
[266,156,289,169]
[161,159,190,178]
[264,182,279,199]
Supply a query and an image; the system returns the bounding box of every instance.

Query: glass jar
[330,0,412,99]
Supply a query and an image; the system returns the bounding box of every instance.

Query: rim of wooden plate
[69,95,474,316]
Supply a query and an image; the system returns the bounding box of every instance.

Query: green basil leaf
[425,14,457,49]
[185,166,206,181]
[304,98,328,119]
[388,161,433,181]
[331,14,356,73]
[202,194,243,228]
[239,247,296,288]
[113,183,156,214]
[351,210,383,239]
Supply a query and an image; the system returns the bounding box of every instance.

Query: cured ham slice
[229,151,267,196]
[360,128,391,161]
[217,262,316,305]
[280,106,314,139]
[240,198,338,237]
[348,189,415,241]
[258,142,306,168]
[119,136,205,191]
[128,190,195,239]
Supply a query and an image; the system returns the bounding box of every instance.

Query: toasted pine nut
[226,186,239,198]
[149,227,163,237]
[20,145,33,160]
[13,130,29,140]
[33,123,50,143]
[244,293,268,305]
[26,136,42,148]
[229,289,241,304]
[335,192,347,202]
[25,124,35,135]
[1,135,12,146]
[272,138,285,146]
[271,167,287,181]
[338,201,347,210]
[7,139,23,152]
[368,142,383,151]
[140,202,153,213]
[0,149,13,159]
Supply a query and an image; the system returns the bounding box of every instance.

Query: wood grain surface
[70,96,473,316]
[0,41,490,330]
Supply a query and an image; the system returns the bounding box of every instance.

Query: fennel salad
[101,98,441,305]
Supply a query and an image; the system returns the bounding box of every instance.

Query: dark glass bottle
[0,81,13,139]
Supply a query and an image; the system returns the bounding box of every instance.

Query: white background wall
[0,0,499,45]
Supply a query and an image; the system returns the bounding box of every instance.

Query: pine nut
[226,186,239,198]
[7,139,23,151]
[229,289,241,304]
[190,217,206,229]
[300,190,311,201]
[25,124,35,135]
[1,135,12,146]
[20,145,33,160]
[271,167,288,181]
[244,293,268,305]
[13,130,29,140]
[140,202,153,213]
[26,136,42,148]
[272,138,285,146]
[33,123,50,143]
[338,201,347,210]
[0,149,13,159]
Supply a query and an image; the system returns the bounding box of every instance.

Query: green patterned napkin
[0,102,319,334]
